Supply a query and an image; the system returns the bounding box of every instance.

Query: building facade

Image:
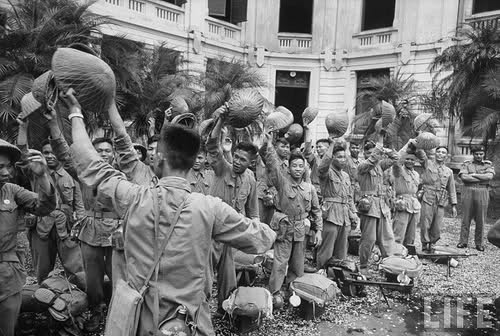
[4,0,499,164]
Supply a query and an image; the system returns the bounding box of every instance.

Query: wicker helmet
[226,89,264,128]
[171,113,196,129]
[302,106,319,126]
[380,100,396,127]
[414,113,440,134]
[51,48,116,114]
[18,92,42,121]
[325,110,349,138]
[0,139,22,163]
[169,96,189,116]
[32,70,58,109]
[285,123,304,144]
[199,118,214,137]
[265,106,294,132]
[415,131,439,150]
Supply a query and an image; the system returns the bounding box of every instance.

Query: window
[163,0,186,6]
[278,0,313,34]
[355,68,390,116]
[208,0,248,24]
[472,0,500,14]
[362,0,395,31]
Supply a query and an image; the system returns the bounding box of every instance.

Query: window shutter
[208,0,227,16]
[230,0,248,24]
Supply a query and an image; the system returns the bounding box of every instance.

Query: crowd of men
[0,89,496,336]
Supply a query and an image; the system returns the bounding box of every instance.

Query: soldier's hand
[314,231,323,247]
[16,117,28,128]
[451,205,457,218]
[59,89,81,113]
[42,107,58,122]
[212,104,228,121]
[26,150,48,176]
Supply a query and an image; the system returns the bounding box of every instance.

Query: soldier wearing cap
[388,150,421,251]
[457,145,495,251]
[0,139,56,336]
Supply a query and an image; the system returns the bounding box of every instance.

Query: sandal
[34,288,66,311]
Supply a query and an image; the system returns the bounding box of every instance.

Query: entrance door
[274,70,310,126]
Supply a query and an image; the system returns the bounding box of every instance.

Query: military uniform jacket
[390,160,421,214]
[50,137,121,247]
[420,156,457,207]
[186,168,214,195]
[0,181,56,301]
[71,140,276,336]
[357,145,398,219]
[459,160,495,186]
[206,138,259,219]
[266,144,323,241]
[318,150,357,226]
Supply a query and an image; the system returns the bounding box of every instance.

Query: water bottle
[159,306,191,336]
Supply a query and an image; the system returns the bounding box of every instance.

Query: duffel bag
[35,273,88,321]
[325,258,358,273]
[393,244,408,257]
[379,256,423,278]
[223,287,273,320]
[290,274,339,306]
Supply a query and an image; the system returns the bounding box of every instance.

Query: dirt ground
[18,201,500,336]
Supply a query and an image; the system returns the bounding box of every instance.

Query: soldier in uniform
[45,110,122,331]
[264,131,323,300]
[186,145,214,195]
[65,90,275,336]
[345,141,361,203]
[0,140,56,336]
[206,105,260,313]
[18,120,86,286]
[357,135,398,275]
[419,146,457,252]
[457,145,495,251]
[389,152,421,252]
[303,123,330,200]
[316,141,359,269]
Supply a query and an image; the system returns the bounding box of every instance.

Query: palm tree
[430,24,500,121]
[0,0,106,141]
[353,68,419,150]
[201,58,268,144]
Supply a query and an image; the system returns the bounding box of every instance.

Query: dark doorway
[275,71,310,127]
[473,0,500,14]
[362,0,395,31]
[278,0,313,34]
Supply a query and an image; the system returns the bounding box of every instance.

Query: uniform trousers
[80,242,112,309]
[211,242,237,309]
[0,292,21,336]
[359,215,394,269]
[316,222,349,269]
[393,210,420,247]
[30,227,85,288]
[420,202,445,245]
[459,186,489,247]
[269,239,304,294]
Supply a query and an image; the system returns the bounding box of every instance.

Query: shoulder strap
[139,186,187,295]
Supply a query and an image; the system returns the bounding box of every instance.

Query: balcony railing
[277,33,312,52]
[94,0,184,28]
[205,17,242,46]
[465,12,500,30]
[353,28,397,48]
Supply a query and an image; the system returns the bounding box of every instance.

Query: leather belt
[288,213,308,221]
[0,251,20,263]
[85,210,120,220]
[323,197,347,204]
[463,184,489,189]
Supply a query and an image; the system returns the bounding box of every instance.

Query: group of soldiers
[0,88,496,336]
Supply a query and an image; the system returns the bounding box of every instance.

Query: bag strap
[139,186,187,295]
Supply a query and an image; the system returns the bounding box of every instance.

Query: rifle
[417,252,478,278]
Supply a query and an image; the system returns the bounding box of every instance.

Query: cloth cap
[132,143,147,161]
[0,139,21,163]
